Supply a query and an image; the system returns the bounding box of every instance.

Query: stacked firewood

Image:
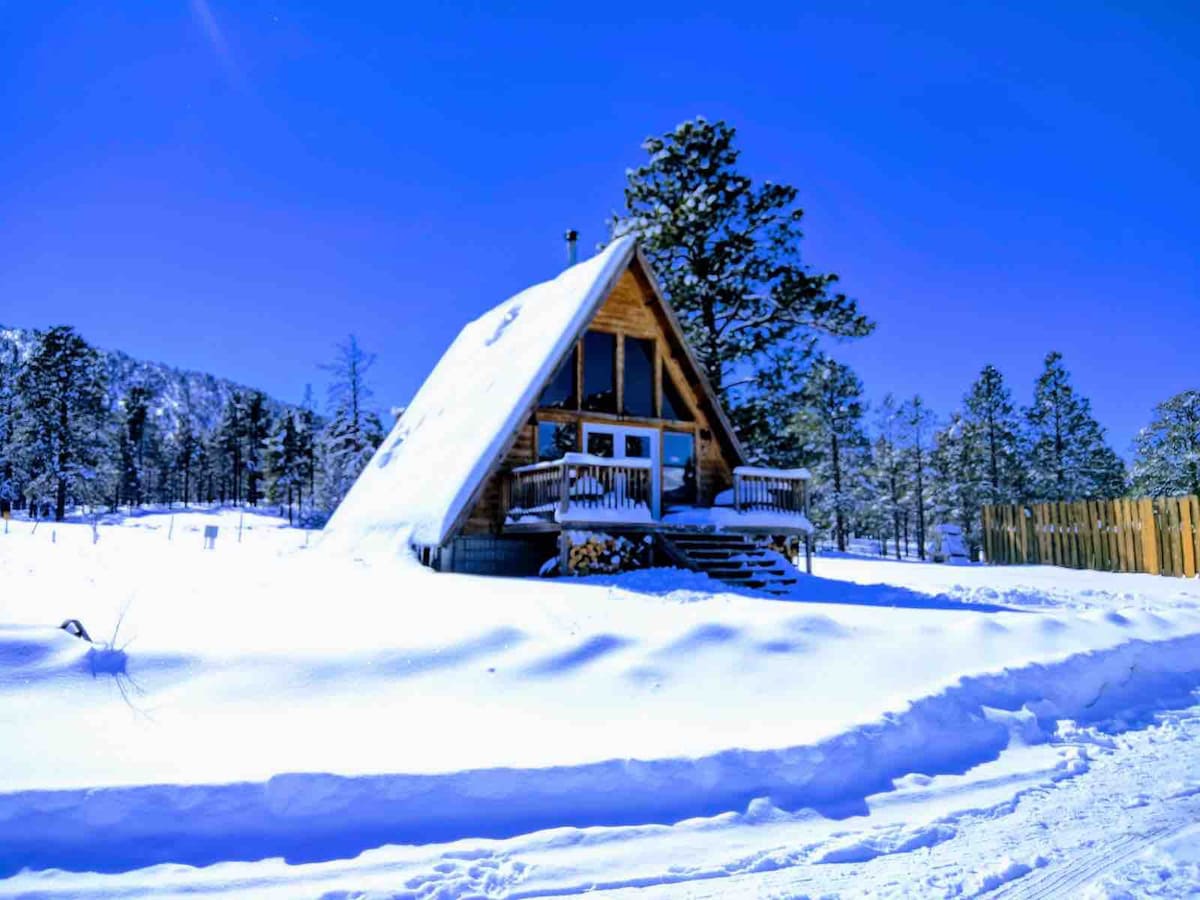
[761,534,798,562]
[565,531,642,575]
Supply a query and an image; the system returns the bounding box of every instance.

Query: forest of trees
[615,116,1191,561]
[0,327,384,525]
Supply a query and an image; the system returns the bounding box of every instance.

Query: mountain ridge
[0,324,300,436]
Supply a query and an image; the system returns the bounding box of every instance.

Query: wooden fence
[981,496,1200,577]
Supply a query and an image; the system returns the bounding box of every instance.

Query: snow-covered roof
[322,236,639,554]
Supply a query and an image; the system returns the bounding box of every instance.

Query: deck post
[804,478,813,574]
[558,463,571,518]
[558,530,570,575]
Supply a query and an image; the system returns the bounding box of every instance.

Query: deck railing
[732,467,809,516]
[506,454,653,524]
[505,457,809,527]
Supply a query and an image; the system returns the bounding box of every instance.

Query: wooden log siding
[981,495,1200,577]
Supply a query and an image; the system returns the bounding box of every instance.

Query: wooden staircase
[659,533,801,594]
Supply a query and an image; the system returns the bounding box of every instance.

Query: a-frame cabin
[323,237,812,589]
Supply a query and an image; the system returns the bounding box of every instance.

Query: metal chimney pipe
[564,229,579,266]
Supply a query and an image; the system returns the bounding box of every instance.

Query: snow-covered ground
[2,510,1200,897]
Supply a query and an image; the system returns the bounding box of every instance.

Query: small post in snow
[238,512,244,544]
[52,529,56,544]
[168,515,174,542]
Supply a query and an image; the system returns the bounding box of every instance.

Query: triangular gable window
[661,364,693,422]
[540,346,577,409]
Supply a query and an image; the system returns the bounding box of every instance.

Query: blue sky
[1,2,1196,452]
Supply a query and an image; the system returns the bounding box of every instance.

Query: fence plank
[1140,498,1160,575]
[1129,498,1144,573]
[1087,500,1101,570]
[1169,498,1185,577]
[1104,501,1113,571]
[1161,499,1178,577]
[1180,497,1196,578]
[1190,497,1200,577]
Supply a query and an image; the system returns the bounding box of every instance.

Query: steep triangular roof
[322,237,744,555]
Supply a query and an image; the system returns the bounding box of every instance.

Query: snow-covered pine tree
[117,385,152,509]
[962,364,1026,506]
[1131,390,1200,498]
[316,336,384,515]
[243,391,271,507]
[13,326,111,521]
[869,395,905,559]
[0,341,20,515]
[216,392,245,504]
[298,384,318,517]
[1026,352,1126,501]
[898,395,937,560]
[267,410,303,524]
[929,412,982,557]
[171,414,199,506]
[612,117,873,461]
[792,358,868,551]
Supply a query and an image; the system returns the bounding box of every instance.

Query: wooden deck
[502,456,811,536]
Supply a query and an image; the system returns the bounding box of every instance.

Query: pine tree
[962,364,1026,506]
[613,117,873,459]
[173,415,199,506]
[0,341,21,515]
[243,391,271,507]
[898,395,937,560]
[316,337,384,514]
[14,326,111,521]
[217,392,245,504]
[1131,390,1200,498]
[117,385,152,508]
[268,410,303,524]
[1026,352,1126,500]
[869,395,906,559]
[298,384,318,516]
[929,412,982,556]
[792,358,868,551]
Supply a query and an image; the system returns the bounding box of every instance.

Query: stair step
[660,533,803,593]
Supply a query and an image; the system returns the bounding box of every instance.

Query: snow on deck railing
[511,453,654,475]
[506,455,653,524]
[733,467,809,517]
[733,465,811,480]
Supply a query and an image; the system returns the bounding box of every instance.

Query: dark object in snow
[203,525,219,549]
[60,619,92,643]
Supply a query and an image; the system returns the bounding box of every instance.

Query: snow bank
[5,629,1200,876]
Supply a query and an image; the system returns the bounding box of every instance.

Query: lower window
[662,431,696,507]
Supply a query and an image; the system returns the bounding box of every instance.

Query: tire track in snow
[990,798,1200,899]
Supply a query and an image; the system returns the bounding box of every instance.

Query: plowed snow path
[11,699,1200,898]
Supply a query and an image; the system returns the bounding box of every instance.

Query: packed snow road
[2,510,1200,897]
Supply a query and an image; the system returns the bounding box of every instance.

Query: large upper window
[661,364,693,422]
[663,431,697,507]
[581,331,617,413]
[539,346,577,409]
[623,337,655,418]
